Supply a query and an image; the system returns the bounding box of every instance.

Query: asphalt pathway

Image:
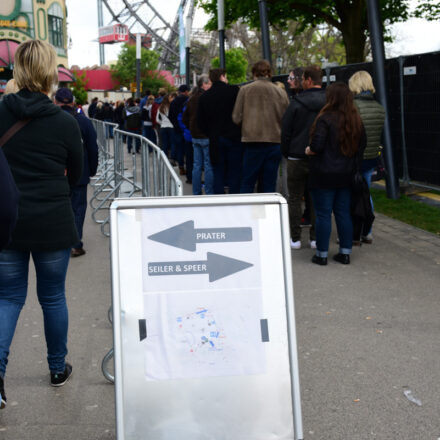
[0,180,439,439]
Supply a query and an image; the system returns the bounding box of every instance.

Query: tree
[111,44,171,94]
[199,0,410,63]
[71,71,88,105]
[414,0,440,20]
[225,21,345,77]
[211,47,248,84]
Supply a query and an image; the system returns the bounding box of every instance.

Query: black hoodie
[0,89,83,252]
[281,88,326,159]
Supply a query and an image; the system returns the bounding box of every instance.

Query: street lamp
[276,56,283,75]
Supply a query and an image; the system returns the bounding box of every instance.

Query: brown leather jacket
[232,77,289,143]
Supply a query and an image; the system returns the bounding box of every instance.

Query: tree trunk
[341,29,367,63]
[336,0,368,63]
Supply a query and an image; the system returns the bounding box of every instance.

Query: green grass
[370,188,440,236]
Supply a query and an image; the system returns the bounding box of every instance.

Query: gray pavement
[0,181,439,439]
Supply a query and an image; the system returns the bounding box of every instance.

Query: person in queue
[0,40,83,409]
[54,88,99,258]
[169,84,190,175]
[281,65,326,250]
[306,82,366,266]
[232,60,289,193]
[183,74,214,195]
[197,68,242,194]
[156,94,175,159]
[123,97,142,154]
[349,70,386,244]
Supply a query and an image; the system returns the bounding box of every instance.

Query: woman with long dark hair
[306,82,365,265]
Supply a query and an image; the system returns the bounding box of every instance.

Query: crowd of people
[0,39,385,410]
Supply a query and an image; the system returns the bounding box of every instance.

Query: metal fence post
[366,0,399,199]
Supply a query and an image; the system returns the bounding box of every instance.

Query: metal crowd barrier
[89,120,183,383]
[90,120,183,237]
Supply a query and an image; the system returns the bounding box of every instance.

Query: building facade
[0,0,69,91]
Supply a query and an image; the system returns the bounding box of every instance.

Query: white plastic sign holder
[110,194,304,440]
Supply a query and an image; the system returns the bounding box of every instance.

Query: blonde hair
[13,40,58,93]
[4,79,19,95]
[348,71,375,95]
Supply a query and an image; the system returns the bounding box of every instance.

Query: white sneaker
[290,240,301,249]
[310,240,317,249]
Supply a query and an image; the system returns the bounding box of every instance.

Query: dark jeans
[127,128,141,153]
[0,248,71,376]
[213,137,243,194]
[172,131,185,167]
[240,143,281,193]
[104,119,114,138]
[143,125,157,145]
[184,140,193,182]
[70,185,87,249]
[287,159,315,242]
[160,127,174,157]
[311,187,353,257]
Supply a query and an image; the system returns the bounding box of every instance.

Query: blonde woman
[349,71,385,244]
[0,40,83,408]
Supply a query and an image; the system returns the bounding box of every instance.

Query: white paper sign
[143,289,266,380]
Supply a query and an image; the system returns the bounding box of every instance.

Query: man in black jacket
[55,88,98,257]
[281,65,326,250]
[197,68,242,194]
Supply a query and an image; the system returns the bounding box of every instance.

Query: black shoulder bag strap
[0,119,31,148]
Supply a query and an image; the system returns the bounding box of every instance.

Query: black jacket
[308,113,366,189]
[197,81,241,141]
[62,106,99,186]
[281,88,326,158]
[0,148,19,251]
[0,89,83,252]
[169,94,188,133]
[182,90,207,139]
[123,105,142,131]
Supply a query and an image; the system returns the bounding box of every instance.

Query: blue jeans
[104,119,114,138]
[142,125,156,146]
[311,188,353,258]
[160,127,174,158]
[240,143,281,193]
[213,137,243,194]
[127,129,141,153]
[0,248,71,376]
[362,167,375,227]
[71,185,87,249]
[185,140,193,183]
[192,138,214,195]
[172,131,185,167]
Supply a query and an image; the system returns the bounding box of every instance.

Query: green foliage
[414,0,440,20]
[200,0,410,63]
[71,71,88,105]
[111,44,171,94]
[211,48,248,84]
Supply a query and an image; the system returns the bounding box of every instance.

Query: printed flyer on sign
[142,289,267,380]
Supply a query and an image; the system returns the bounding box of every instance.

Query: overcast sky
[66,0,440,68]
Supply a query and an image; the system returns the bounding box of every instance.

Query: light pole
[366,0,399,198]
[218,0,226,69]
[276,56,283,75]
[258,0,272,64]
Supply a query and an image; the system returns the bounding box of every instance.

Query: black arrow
[148,252,253,282]
[148,220,252,251]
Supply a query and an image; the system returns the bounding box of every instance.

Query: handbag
[371,151,387,182]
[0,119,31,250]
